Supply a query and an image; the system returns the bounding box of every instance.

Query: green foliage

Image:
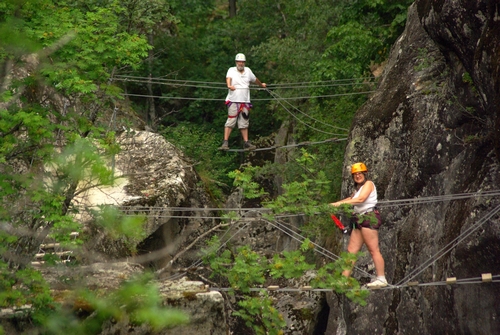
[160,123,238,201]
[202,240,289,334]
[0,17,40,57]
[90,205,147,253]
[0,134,118,248]
[0,106,55,163]
[0,0,153,98]
[0,262,53,308]
[462,72,473,84]
[233,293,286,335]
[322,21,383,77]
[117,0,178,36]
[228,246,266,293]
[229,164,269,200]
[269,249,315,279]
[39,273,189,334]
[202,236,368,332]
[49,137,115,188]
[202,237,230,277]
[0,0,192,333]
[263,149,330,215]
[311,253,370,306]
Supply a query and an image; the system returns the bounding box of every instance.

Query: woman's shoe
[366,278,388,289]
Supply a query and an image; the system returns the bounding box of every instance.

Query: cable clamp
[481,273,492,282]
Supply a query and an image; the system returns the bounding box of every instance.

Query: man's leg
[240,128,256,150]
[238,108,255,149]
[224,127,232,140]
[219,127,232,150]
[240,128,248,142]
[219,106,238,150]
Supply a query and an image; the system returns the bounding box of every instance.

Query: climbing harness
[330,214,349,234]
[226,101,252,120]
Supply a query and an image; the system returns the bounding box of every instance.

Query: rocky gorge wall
[326,1,500,334]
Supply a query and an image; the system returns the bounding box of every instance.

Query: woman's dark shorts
[351,209,382,230]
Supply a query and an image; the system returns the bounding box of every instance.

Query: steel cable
[395,204,500,286]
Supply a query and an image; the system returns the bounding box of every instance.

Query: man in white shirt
[219,53,266,151]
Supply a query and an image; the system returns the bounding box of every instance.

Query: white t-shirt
[225,66,257,103]
[352,182,378,214]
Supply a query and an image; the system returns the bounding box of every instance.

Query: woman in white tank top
[330,162,388,288]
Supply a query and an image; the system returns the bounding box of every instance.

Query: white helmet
[235,53,246,61]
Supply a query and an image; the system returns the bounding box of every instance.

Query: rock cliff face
[326,1,500,334]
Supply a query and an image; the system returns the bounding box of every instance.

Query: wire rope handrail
[265,90,352,136]
[266,89,350,132]
[113,74,376,86]
[112,77,373,90]
[377,189,500,207]
[162,221,251,281]
[67,189,500,214]
[207,274,500,292]
[265,218,374,278]
[120,91,376,101]
[119,191,500,287]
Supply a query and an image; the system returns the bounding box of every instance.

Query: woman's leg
[342,229,364,277]
[361,228,385,277]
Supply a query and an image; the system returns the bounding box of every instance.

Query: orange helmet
[351,162,368,174]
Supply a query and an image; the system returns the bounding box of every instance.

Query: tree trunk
[229,0,236,18]
[147,33,156,130]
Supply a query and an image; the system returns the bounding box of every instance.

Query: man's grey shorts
[224,103,250,129]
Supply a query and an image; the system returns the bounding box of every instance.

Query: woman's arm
[330,196,351,206]
[330,181,374,206]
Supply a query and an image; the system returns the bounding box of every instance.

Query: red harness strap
[226,101,253,118]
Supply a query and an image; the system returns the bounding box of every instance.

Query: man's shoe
[218,141,229,150]
[243,141,256,150]
[366,278,388,289]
